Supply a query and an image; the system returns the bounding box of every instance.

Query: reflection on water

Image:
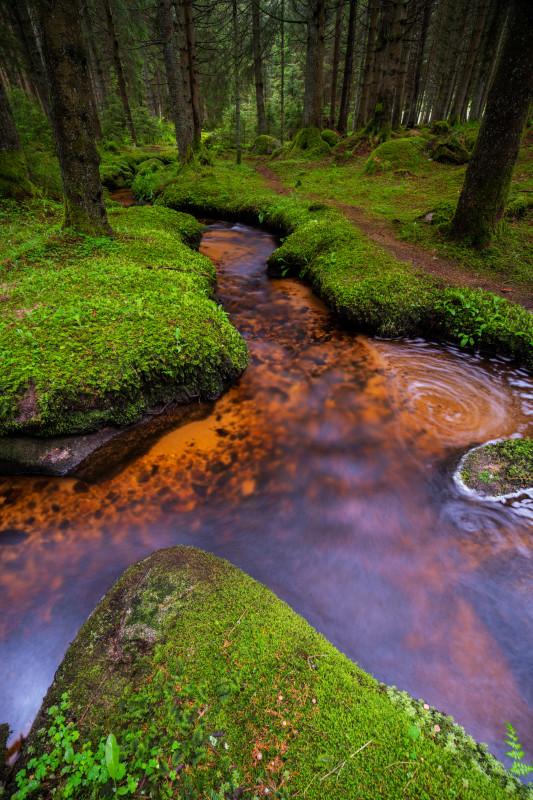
[1,222,533,770]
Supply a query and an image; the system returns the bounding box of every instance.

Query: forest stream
[2,220,533,768]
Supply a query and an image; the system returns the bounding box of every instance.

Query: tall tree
[0,75,33,199]
[450,0,533,248]
[337,0,358,134]
[355,0,379,129]
[302,0,326,128]
[232,0,242,162]
[34,0,110,235]
[448,0,490,123]
[157,0,192,158]
[251,0,267,135]
[404,0,431,128]
[181,0,201,144]
[102,0,137,144]
[328,0,343,128]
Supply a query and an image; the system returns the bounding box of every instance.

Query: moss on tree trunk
[450,0,533,248]
[0,78,34,201]
[35,0,111,237]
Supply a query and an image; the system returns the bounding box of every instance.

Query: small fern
[506,722,533,776]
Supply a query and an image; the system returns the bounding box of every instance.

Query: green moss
[287,126,331,159]
[506,195,533,219]
[432,134,471,165]
[251,135,281,155]
[0,201,247,436]
[363,138,427,175]
[0,150,34,200]
[321,129,340,147]
[460,437,533,497]
[13,547,532,800]
[431,120,450,135]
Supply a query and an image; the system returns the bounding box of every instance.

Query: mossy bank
[159,162,533,368]
[7,546,531,799]
[0,198,247,444]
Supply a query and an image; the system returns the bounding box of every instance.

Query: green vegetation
[10,546,532,800]
[268,123,533,295]
[0,198,247,437]
[460,438,533,497]
[159,160,533,366]
[250,135,281,155]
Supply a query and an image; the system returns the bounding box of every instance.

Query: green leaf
[105,733,120,780]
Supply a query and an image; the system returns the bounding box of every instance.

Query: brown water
[2,221,533,769]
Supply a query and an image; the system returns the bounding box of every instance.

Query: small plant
[505,722,533,777]
[478,470,494,484]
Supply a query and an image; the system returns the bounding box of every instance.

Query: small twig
[403,765,420,792]
[226,601,255,638]
[306,654,330,669]
[319,740,373,783]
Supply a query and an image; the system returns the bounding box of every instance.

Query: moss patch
[363,137,427,175]
[0,200,247,437]
[10,546,531,800]
[251,135,281,155]
[459,438,533,497]
[0,150,34,201]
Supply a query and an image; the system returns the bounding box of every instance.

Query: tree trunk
[448,0,490,123]
[102,0,137,144]
[374,0,409,140]
[468,0,507,120]
[157,0,191,158]
[337,0,358,134]
[405,0,431,128]
[182,0,201,144]
[174,0,194,145]
[34,0,110,235]
[391,34,410,129]
[232,0,241,163]
[302,0,326,128]
[355,0,380,128]
[251,0,267,135]
[328,0,343,128]
[9,1,51,121]
[0,75,34,200]
[450,0,533,248]
[280,0,285,143]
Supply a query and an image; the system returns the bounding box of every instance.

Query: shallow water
[2,221,533,769]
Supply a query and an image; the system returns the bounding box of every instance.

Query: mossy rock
[99,158,134,189]
[135,157,165,174]
[457,438,533,498]
[431,120,450,135]
[251,134,281,155]
[321,129,340,147]
[431,134,470,165]
[10,546,530,800]
[506,195,533,219]
[287,126,331,158]
[363,137,426,175]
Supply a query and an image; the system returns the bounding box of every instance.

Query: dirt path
[254,162,533,311]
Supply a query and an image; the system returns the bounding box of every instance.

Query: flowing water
[2,221,533,769]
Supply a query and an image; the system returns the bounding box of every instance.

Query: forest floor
[252,158,533,311]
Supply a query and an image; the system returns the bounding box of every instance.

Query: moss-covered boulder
[287,126,331,158]
[457,438,533,498]
[321,129,340,147]
[9,546,530,800]
[431,134,471,165]
[363,137,426,175]
[431,120,450,135]
[506,195,533,218]
[251,134,281,155]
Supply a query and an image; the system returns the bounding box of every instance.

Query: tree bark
[302,0,326,128]
[0,75,34,200]
[157,0,192,158]
[328,0,343,129]
[34,0,110,235]
[337,0,358,134]
[280,0,285,143]
[468,0,507,120]
[450,0,533,248]
[181,0,201,144]
[355,0,380,128]
[405,0,431,128]
[232,0,241,163]
[391,33,410,129]
[448,0,490,123]
[251,0,267,135]
[102,0,137,144]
